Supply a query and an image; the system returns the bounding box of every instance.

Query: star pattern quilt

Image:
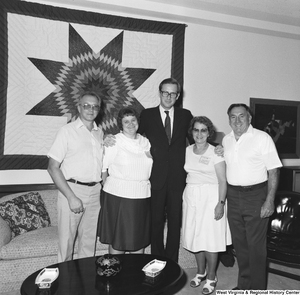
[0,0,186,170]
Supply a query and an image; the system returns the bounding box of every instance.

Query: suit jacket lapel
[172,108,180,141]
[153,106,164,129]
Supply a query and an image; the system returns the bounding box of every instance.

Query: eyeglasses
[192,128,208,134]
[160,91,178,99]
[80,104,100,111]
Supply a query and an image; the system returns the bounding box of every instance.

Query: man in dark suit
[138,78,193,262]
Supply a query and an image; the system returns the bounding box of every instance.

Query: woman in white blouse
[98,107,153,254]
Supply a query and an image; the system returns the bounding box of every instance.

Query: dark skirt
[98,191,151,251]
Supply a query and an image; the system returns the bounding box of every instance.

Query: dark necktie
[164,111,171,144]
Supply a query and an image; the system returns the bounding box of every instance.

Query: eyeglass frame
[192,128,209,134]
[160,91,179,99]
[79,103,101,111]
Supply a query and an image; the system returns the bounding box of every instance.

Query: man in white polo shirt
[223,103,282,290]
[47,91,104,262]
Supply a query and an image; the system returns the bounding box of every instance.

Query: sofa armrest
[0,217,11,249]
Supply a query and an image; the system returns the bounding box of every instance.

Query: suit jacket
[138,106,193,191]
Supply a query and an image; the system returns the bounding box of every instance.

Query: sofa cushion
[0,226,58,260]
[0,225,108,260]
[0,192,51,238]
[0,216,11,248]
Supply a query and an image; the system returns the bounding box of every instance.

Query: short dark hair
[117,107,140,130]
[227,103,252,116]
[159,78,181,93]
[188,116,215,140]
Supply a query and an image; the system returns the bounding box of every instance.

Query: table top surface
[20,254,183,295]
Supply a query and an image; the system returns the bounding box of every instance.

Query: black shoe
[232,287,240,290]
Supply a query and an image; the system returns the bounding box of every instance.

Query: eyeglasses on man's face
[80,103,100,111]
[160,91,178,99]
[192,128,208,134]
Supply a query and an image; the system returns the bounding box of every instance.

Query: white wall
[184,24,300,134]
[2,0,300,184]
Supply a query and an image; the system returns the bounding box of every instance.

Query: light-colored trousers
[57,182,101,262]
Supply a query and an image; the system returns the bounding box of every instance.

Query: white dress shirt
[159,105,174,135]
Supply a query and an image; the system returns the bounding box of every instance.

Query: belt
[67,179,100,187]
[227,181,267,192]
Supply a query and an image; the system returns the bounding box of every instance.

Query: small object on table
[96,254,121,277]
[142,259,166,277]
[35,268,59,289]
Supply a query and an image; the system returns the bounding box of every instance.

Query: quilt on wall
[0,0,186,170]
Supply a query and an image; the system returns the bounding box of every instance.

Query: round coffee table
[20,254,183,295]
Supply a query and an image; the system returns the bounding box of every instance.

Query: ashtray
[142,259,166,277]
[35,268,59,289]
[96,254,121,277]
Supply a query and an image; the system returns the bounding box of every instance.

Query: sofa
[0,185,196,292]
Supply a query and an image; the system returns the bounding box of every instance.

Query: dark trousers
[150,180,184,262]
[227,184,269,290]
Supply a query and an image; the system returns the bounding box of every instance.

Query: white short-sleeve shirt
[47,118,104,182]
[184,144,224,185]
[223,125,282,186]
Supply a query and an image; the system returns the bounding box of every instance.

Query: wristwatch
[220,200,225,205]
